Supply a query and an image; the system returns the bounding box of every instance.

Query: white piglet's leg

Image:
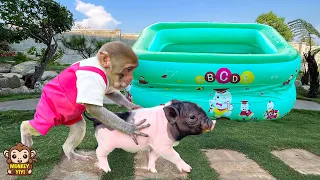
[158,148,192,173]
[147,148,159,173]
[96,145,114,173]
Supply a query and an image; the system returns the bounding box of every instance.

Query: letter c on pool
[216,68,231,84]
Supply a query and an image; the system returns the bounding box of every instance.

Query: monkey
[20,41,150,161]
[3,142,37,175]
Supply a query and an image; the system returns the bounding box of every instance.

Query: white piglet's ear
[163,106,179,124]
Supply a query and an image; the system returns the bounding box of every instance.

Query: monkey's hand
[85,104,150,145]
[106,91,143,110]
[129,118,149,145]
[130,104,143,110]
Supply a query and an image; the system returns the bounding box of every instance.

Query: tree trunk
[305,51,319,98]
[301,69,309,85]
[30,43,58,89]
[300,52,309,85]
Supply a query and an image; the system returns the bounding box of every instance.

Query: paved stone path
[293,99,320,111]
[272,149,320,175]
[0,156,16,180]
[0,97,115,111]
[203,149,276,180]
[45,150,102,180]
[134,151,187,180]
[3,148,320,180]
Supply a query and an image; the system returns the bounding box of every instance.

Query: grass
[0,56,15,64]
[0,104,130,180]
[0,93,41,102]
[295,72,320,104]
[1,105,320,179]
[46,63,70,73]
[296,86,320,104]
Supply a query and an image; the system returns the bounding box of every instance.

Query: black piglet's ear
[163,105,179,124]
[170,99,180,104]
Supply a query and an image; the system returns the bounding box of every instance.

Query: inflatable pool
[125,22,300,121]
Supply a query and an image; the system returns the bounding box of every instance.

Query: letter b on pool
[205,72,215,82]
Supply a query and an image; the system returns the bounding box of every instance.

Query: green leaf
[311,48,320,56]
[60,34,112,59]
[0,0,74,45]
[256,11,293,41]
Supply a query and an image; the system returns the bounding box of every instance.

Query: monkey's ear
[3,150,9,158]
[99,51,111,68]
[30,150,36,158]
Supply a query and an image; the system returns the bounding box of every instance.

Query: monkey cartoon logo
[3,142,37,176]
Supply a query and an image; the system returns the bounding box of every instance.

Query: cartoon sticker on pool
[139,76,148,84]
[208,88,233,119]
[161,70,177,79]
[239,100,254,120]
[263,101,280,120]
[283,74,294,85]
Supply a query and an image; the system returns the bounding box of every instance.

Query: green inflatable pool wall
[124,22,300,121]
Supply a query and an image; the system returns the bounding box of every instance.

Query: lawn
[296,86,320,104]
[295,72,320,104]
[46,63,70,73]
[0,56,15,64]
[0,93,41,102]
[1,105,320,180]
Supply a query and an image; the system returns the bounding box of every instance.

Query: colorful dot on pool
[194,75,205,84]
[178,80,181,83]
[240,71,255,84]
[165,88,168,90]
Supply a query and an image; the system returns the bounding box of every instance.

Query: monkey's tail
[83,111,102,127]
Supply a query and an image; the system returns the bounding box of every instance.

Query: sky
[56,0,319,38]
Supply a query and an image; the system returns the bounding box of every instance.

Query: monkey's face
[10,149,29,163]
[108,58,138,91]
[98,42,138,91]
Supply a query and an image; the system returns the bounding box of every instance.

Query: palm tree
[288,19,320,98]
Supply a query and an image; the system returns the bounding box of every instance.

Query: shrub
[13,52,30,65]
[0,40,10,51]
[27,46,64,66]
